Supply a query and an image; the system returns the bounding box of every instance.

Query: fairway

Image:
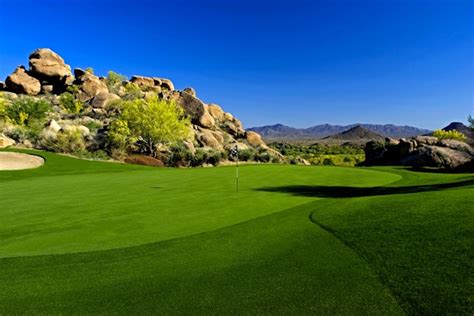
[0,150,472,314]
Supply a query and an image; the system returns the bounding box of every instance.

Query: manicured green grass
[0,149,472,314]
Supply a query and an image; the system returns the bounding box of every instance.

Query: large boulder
[246,131,267,148]
[183,87,196,97]
[207,104,225,121]
[197,130,222,150]
[5,66,41,95]
[91,91,120,109]
[403,146,473,170]
[75,71,109,101]
[0,133,15,148]
[28,48,72,80]
[168,91,206,124]
[130,76,155,89]
[364,136,474,171]
[159,78,174,91]
[198,109,215,129]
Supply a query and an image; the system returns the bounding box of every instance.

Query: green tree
[109,95,190,157]
[469,115,474,129]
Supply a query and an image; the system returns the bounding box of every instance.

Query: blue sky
[0,0,472,129]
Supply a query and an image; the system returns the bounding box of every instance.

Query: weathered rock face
[74,71,109,101]
[365,136,474,171]
[0,133,16,148]
[91,92,120,108]
[167,91,206,124]
[183,87,196,97]
[5,66,41,95]
[1,48,276,165]
[245,131,267,148]
[29,48,72,80]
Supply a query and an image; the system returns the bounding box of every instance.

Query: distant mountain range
[248,123,432,140]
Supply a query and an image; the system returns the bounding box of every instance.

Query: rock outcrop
[365,135,474,171]
[5,66,41,95]
[1,48,276,166]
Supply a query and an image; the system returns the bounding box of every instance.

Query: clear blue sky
[0,0,472,129]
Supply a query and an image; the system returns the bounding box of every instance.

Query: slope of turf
[0,149,399,257]
[0,150,472,314]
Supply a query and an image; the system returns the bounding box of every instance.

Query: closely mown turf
[0,149,472,314]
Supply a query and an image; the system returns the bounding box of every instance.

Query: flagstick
[236,157,239,192]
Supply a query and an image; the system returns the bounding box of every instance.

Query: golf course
[0,149,472,314]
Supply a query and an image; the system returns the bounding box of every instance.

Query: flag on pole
[230,145,239,192]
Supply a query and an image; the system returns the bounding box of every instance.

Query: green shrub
[6,96,51,126]
[255,151,271,163]
[238,149,255,161]
[433,129,466,141]
[106,71,127,93]
[168,144,193,167]
[123,82,143,100]
[323,157,335,166]
[59,92,83,114]
[206,150,225,166]
[0,93,7,119]
[192,149,208,167]
[43,129,86,154]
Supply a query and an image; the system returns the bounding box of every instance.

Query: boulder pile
[364,136,474,171]
[0,48,281,166]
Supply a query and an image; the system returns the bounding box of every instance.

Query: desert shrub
[106,71,127,93]
[107,119,135,155]
[271,155,282,163]
[84,120,103,133]
[322,157,336,166]
[6,96,50,126]
[123,82,143,100]
[85,67,94,74]
[125,155,164,167]
[168,144,193,167]
[238,149,255,161]
[59,92,83,114]
[433,129,466,141]
[255,151,271,163]
[0,93,7,119]
[192,148,208,166]
[206,150,225,166]
[42,129,86,154]
[108,95,190,157]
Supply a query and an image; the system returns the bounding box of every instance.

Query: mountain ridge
[249,123,432,139]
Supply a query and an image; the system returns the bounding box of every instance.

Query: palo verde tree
[108,94,191,157]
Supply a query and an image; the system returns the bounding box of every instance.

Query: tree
[469,115,474,129]
[108,95,191,157]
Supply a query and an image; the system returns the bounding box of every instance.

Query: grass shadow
[255,179,474,198]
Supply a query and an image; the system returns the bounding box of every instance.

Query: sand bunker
[0,152,44,170]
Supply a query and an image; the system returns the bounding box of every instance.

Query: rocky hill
[0,48,279,166]
[440,122,474,145]
[322,125,386,145]
[249,123,432,141]
[364,136,474,172]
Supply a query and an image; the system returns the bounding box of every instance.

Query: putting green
[0,150,400,257]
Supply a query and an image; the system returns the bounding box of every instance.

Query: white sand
[0,152,44,170]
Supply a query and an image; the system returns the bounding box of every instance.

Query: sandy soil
[0,152,44,170]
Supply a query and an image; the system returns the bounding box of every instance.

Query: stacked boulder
[365,136,474,171]
[1,48,274,163]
